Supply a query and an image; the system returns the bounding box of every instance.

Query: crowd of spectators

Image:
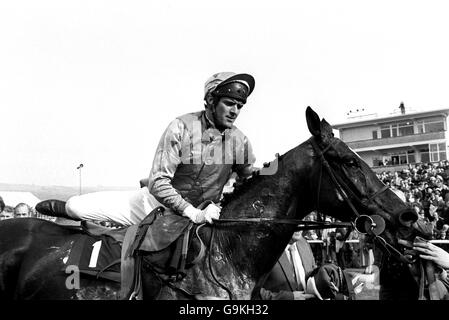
[377,160,449,240]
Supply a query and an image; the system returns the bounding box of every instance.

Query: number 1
[89,240,102,268]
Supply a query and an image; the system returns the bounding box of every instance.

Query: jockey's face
[212,97,244,131]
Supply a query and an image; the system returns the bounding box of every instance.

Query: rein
[215,189,353,230]
[208,228,234,300]
[213,217,352,230]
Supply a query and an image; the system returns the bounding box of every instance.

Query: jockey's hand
[293,291,315,300]
[182,204,221,224]
[413,240,449,269]
[202,203,221,224]
[182,205,204,224]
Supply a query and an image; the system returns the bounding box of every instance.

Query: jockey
[61,72,257,226]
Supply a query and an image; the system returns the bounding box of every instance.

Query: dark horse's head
[297,107,418,259]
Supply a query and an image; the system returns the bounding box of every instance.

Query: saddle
[120,203,211,300]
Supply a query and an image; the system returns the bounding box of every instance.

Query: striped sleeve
[148,119,191,213]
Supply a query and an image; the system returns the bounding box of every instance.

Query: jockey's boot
[35,199,80,220]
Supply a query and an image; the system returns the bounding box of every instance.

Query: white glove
[182,205,203,223]
[182,204,221,224]
[202,203,221,223]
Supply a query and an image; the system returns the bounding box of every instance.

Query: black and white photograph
[1,0,449,316]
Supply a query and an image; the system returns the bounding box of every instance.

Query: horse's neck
[213,143,314,282]
[221,141,315,218]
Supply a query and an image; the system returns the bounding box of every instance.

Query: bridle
[309,137,415,264]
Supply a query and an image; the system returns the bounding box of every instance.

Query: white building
[333,104,449,172]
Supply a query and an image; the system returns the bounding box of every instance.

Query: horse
[0,107,418,300]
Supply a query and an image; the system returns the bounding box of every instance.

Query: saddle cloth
[63,232,122,282]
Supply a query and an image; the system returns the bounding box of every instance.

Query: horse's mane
[220,154,284,208]
[220,172,263,207]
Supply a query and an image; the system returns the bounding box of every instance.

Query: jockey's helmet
[204,72,255,103]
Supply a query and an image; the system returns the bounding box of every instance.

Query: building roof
[333,108,449,130]
[0,191,41,208]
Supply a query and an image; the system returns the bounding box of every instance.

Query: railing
[34,213,56,221]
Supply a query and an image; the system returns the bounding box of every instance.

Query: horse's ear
[320,119,335,140]
[306,106,321,138]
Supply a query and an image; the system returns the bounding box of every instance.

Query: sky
[1,0,449,188]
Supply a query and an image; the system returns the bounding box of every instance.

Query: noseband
[310,137,414,264]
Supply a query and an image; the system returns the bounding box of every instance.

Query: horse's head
[301,107,419,260]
